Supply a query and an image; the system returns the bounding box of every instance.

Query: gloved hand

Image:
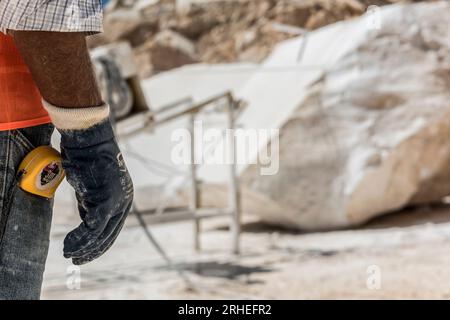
[43,101,134,265]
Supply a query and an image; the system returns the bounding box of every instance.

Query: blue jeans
[0,124,54,300]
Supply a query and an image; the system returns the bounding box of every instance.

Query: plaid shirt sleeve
[0,0,103,34]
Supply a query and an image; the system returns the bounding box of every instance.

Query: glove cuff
[42,100,110,130]
[58,117,116,149]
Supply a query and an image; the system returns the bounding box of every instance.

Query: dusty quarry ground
[40,200,450,300]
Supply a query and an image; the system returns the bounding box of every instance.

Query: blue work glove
[59,119,133,265]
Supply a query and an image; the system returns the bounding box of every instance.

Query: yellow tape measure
[18,146,65,198]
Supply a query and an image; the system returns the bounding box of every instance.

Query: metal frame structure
[117,91,242,254]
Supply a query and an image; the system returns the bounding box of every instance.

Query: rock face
[91,0,412,78]
[150,29,198,71]
[241,2,450,230]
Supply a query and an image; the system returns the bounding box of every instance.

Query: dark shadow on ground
[361,203,450,230]
[155,261,274,280]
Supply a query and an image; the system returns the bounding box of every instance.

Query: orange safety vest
[0,33,50,131]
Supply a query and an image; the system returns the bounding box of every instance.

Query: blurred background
[43,0,450,299]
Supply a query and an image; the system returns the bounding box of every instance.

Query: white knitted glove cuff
[43,100,110,130]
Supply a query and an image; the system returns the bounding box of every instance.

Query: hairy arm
[11,31,102,108]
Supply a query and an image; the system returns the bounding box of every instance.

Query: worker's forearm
[10,31,133,266]
[11,31,102,108]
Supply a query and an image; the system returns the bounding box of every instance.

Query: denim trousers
[0,124,54,300]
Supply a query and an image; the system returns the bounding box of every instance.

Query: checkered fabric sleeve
[0,0,103,34]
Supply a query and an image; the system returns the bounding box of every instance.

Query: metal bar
[226,95,242,254]
[154,91,233,126]
[117,92,235,139]
[132,208,233,225]
[152,96,193,116]
[189,113,201,251]
[132,204,194,288]
[116,96,194,138]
